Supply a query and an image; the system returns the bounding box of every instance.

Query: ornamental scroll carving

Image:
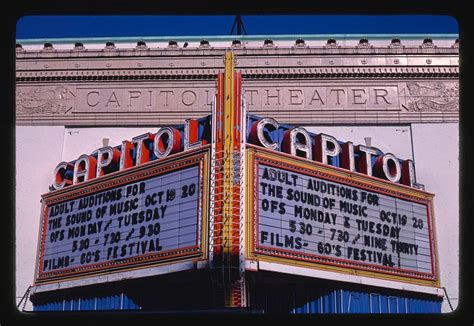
[16,86,74,114]
[405,82,459,112]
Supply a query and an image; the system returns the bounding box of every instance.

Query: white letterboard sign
[253,156,436,281]
[36,156,206,283]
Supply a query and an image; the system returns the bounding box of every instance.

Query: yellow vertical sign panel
[223,52,234,258]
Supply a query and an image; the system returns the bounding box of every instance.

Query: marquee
[35,147,209,284]
[246,146,439,287]
[33,53,440,291]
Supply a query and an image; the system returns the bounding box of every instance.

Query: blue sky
[16,15,459,39]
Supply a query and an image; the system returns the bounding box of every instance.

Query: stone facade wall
[16,40,459,126]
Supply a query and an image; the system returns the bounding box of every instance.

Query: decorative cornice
[16,33,459,43]
[241,66,459,79]
[15,46,459,59]
[16,66,459,83]
[16,70,218,82]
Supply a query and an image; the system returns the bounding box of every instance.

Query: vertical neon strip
[223,51,234,261]
[239,87,248,307]
[231,72,243,307]
[209,96,216,264]
[223,52,234,307]
[214,73,224,259]
[212,52,246,307]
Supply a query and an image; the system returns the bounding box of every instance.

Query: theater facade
[15,34,459,313]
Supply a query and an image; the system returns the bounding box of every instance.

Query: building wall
[15,35,459,313]
[411,123,459,312]
[61,127,154,159]
[304,125,414,160]
[16,126,65,311]
[15,35,459,127]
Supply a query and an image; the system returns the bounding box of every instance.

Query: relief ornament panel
[16,86,74,115]
[405,82,459,112]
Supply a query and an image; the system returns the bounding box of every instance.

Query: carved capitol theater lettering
[78,86,396,111]
[80,88,214,110]
[244,86,395,108]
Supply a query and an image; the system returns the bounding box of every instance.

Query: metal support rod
[230,16,248,36]
[17,285,32,311]
[441,286,454,312]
